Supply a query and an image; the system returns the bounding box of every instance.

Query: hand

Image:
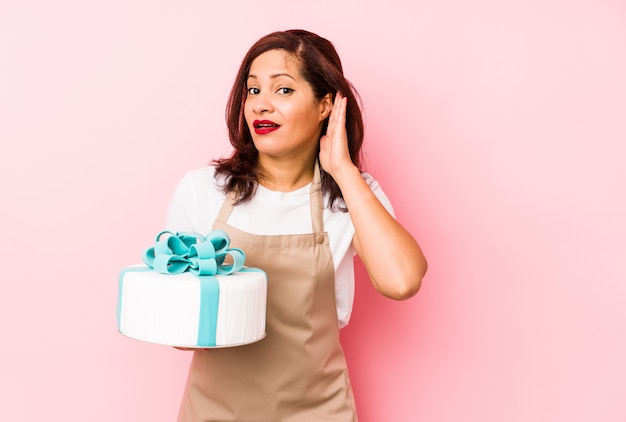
[319,93,356,179]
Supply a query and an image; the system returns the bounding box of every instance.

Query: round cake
[117,266,267,347]
[117,230,267,348]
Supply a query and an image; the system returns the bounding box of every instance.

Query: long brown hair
[214,29,364,211]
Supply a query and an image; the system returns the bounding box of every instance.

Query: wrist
[329,163,361,188]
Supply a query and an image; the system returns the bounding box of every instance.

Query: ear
[319,93,333,121]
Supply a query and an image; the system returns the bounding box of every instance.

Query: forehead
[248,49,302,78]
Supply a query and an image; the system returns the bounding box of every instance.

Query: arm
[319,94,427,300]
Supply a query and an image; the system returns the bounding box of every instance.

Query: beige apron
[177,166,358,422]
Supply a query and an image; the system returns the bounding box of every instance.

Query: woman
[167,29,427,422]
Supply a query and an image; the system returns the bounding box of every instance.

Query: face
[244,49,331,162]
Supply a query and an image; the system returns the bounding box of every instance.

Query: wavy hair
[214,29,364,211]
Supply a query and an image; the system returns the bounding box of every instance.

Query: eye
[277,87,294,95]
[247,87,260,95]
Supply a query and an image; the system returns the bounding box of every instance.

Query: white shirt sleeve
[165,172,196,232]
[166,167,226,234]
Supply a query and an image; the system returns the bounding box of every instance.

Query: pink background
[1,0,625,420]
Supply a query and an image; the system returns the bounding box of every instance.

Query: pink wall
[1,0,625,420]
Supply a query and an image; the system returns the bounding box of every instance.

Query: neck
[258,155,316,192]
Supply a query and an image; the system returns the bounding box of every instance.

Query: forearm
[334,165,427,300]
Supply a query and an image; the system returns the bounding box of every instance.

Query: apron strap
[309,162,324,234]
[215,161,325,234]
[216,190,238,225]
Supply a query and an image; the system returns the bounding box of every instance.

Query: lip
[252,120,281,135]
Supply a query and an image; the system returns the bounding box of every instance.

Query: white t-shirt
[165,166,395,328]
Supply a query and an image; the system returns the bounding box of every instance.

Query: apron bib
[177,165,357,421]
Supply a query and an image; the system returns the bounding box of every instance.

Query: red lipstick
[253,120,280,135]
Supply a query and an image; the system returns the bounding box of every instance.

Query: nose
[249,91,274,115]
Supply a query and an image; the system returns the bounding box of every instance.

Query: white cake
[117,265,267,347]
[117,230,267,348]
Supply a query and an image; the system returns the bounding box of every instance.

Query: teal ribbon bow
[142,230,245,276]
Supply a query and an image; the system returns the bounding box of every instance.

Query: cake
[117,230,267,348]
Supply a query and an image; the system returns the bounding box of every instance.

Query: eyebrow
[247,73,297,82]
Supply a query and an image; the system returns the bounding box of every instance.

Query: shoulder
[175,166,225,194]
[180,165,219,184]
[166,165,227,233]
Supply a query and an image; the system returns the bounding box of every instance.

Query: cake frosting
[117,230,267,348]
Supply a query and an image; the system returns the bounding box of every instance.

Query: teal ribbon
[137,230,246,347]
[142,230,245,276]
